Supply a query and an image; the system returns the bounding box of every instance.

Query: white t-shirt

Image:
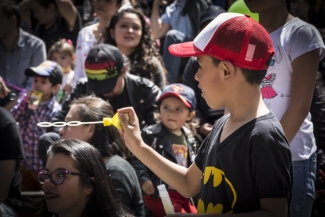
[72,24,99,86]
[61,70,74,90]
[261,17,325,161]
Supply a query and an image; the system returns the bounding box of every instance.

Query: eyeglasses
[38,170,89,185]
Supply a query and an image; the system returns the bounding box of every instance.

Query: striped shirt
[11,94,61,170]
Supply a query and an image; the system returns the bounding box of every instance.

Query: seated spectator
[48,39,75,103]
[182,5,225,139]
[72,0,122,86]
[58,95,145,216]
[105,8,166,89]
[0,106,25,217]
[18,0,82,51]
[38,44,160,169]
[150,0,209,83]
[11,60,62,191]
[0,0,46,106]
[39,139,133,216]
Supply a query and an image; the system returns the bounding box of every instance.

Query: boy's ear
[187,110,196,121]
[51,84,61,94]
[221,61,235,81]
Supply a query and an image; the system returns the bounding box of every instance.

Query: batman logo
[197,167,237,214]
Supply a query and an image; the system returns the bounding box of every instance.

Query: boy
[118,13,292,216]
[132,83,197,216]
[11,60,62,191]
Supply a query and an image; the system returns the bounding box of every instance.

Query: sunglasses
[38,170,89,185]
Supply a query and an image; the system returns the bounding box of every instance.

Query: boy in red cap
[118,13,292,216]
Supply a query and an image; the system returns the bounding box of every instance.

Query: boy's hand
[118,107,144,152]
[141,180,155,195]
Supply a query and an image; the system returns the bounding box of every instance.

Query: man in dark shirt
[0,107,25,216]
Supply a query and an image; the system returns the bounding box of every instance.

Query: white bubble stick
[157,184,175,215]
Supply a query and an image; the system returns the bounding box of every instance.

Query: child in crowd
[39,139,133,217]
[132,83,197,216]
[11,60,62,191]
[118,13,292,215]
[48,39,75,103]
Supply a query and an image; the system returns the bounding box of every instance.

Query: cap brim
[87,77,117,96]
[168,42,205,57]
[158,92,192,109]
[25,67,50,77]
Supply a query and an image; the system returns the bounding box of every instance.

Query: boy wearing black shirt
[118,13,292,216]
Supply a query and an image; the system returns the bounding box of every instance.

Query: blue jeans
[163,29,190,83]
[290,152,317,217]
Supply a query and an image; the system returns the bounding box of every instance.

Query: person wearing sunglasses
[38,139,134,217]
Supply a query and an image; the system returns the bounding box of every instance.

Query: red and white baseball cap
[168,12,274,71]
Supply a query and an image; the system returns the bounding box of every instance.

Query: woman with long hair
[105,8,167,89]
[58,95,145,216]
[39,139,133,216]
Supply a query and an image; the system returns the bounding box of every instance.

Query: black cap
[85,44,125,95]
[25,60,63,85]
[199,5,225,28]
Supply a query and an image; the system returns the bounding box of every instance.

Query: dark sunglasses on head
[38,170,89,185]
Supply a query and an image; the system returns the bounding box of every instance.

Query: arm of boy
[118,107,201,198]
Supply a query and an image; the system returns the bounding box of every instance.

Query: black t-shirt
[34,13,82,51]
[195,112,292,214]
[0,107,25,208]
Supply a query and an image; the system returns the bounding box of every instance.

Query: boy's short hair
[211,57,268,85]
[157,83,196,109]
[169,12,274,83]
[25,60,63,86]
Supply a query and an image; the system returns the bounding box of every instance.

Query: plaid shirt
[11,94,61,170]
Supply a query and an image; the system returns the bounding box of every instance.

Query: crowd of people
[0,0,325,216]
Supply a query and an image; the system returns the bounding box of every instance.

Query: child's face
[110,12,142,54]
[196,55,224,109]
[43,153,92,216]
[51,52,73,73]
[32,76,58,101]
[159,97,194,135]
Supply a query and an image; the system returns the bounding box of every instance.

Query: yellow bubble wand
[37,113,129,130]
